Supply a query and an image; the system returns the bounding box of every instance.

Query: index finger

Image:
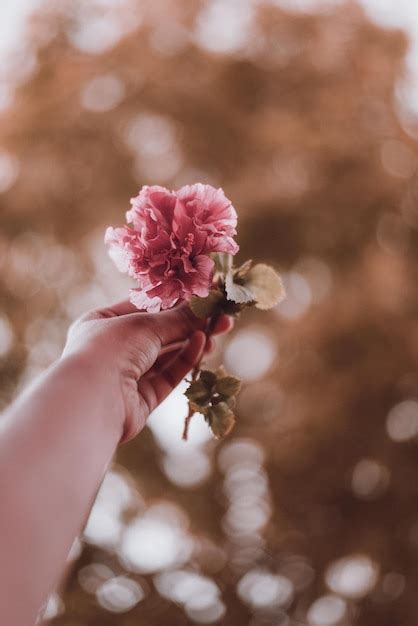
[97,299,143,318]
[146,302,205,345]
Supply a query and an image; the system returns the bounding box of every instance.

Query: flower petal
[129,288,162,313]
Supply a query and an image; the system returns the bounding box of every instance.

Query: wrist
[56,351,125,440]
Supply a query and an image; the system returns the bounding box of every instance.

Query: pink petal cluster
[105,183,239,312]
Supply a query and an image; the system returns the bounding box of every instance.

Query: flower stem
[182,311,221,441]
[182,404,194,441]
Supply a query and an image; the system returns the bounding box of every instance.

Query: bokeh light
[1,0,418,624]
[307,594,347,626]
[237,569,294,609]
[224,328,277,381]
[81,74,125,112]
[386,399,418,442]
[325,555,379,599]
[96,576,145,613]
[351,458,390,500]
[120,503,193,574]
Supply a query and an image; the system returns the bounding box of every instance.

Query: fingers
[204,314,234,353]
[205,337,215,354]
[211,314,234,336]
[156,312,232,358]
[79,299,141,321]
[97,299,142,318]
[159,340,189,356]
[86,297,234,334]
[138,331,206,412]
[146,302,205,345]
[147,307,234,347]
[133,312,234,417]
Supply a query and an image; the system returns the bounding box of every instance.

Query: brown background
[0,1,417,625]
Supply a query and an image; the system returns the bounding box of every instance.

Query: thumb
[145,302,205,346]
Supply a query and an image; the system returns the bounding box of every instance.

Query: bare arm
[0,300,231,626]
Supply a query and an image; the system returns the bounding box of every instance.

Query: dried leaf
[225,271,254,304]
[199,369,217,389]
[215,375,241,398]
[184,366,241,440]
[189,289,224,319]
[211,252,233,275]
[226,396,236,409]
[207,402,236,438]
[247,263,286,310]
[185,380,211,406]
[235,259,253,278]
[225,263,285,310]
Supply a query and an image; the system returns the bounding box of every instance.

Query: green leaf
[225,271,254,304]
[215,375,241,398]
[189,289,224,319]
[211,252,233,275]
[247,263,286,310]
[207,402,236,438]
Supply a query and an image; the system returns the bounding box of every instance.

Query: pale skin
[0,300,232,626]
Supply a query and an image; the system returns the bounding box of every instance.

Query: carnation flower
[105,183,284,441]
[105,184,239,312]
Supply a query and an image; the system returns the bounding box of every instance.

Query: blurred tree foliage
[1,1,418,625]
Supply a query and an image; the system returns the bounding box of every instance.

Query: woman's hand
[0,299,233,626]
[62,299,233,442]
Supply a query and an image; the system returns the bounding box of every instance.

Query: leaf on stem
[235,259,253,278]
[225,263,285,310]
[247,263,285,309]
[206,402,236,438]
[211,252,233,275]
[215,375,241,398]
[189,289,224,319]
[184,366,241,439]
[225,271,255,304]
[185,379,211,406]
[200,369,217,388]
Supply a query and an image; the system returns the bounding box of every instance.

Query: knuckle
[142,314,168,343]
[78,308,99,323]
[174,305,196,331]
[121,326,160,375]
[140,314,160,336]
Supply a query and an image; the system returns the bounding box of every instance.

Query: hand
[62,300,233,442]
[0,299,235,626]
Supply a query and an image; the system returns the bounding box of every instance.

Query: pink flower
[105,184,239,312]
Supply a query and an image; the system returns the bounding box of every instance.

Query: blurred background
[1,1,418,625]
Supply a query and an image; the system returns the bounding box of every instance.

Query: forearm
[0,354,123,626]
